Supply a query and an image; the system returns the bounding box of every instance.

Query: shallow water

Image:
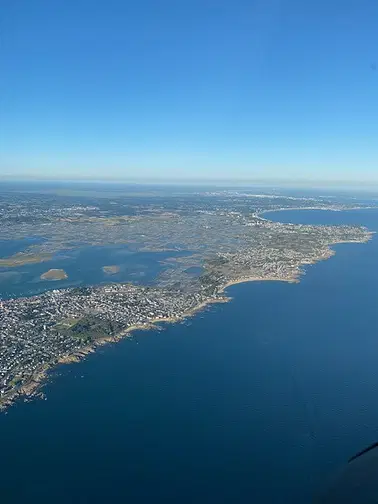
[0,245,191,299]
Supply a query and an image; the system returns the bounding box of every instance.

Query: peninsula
[0,187,375,411]
[0,216,373,411]
[0,253,52,268]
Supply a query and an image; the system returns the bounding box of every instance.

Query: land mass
[0,187,376,410]
[0,212,373,411]
[102,265,120,275]
[0,253,52,268]
[40,269,68,281]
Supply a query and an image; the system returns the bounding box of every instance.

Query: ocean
[1,209,378,503]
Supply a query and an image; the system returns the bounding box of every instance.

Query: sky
[1,0,377,183]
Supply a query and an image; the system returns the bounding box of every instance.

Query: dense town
[0,282,216,407]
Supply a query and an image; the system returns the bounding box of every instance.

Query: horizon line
[1,175,378,188]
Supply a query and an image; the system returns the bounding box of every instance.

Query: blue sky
[1,0,377,182]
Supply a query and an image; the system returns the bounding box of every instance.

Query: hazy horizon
[2,175,378,191]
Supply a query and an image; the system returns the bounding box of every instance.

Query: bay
[0,246,191,300]
[1,209,378,503]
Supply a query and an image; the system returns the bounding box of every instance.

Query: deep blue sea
[1,209,378,503]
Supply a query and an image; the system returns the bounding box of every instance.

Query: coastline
[0,298,230,411]
[219,276,298,293]
[257,205,378,220]
[0,219,374,412]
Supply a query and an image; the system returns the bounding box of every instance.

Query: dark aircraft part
[315,442,378,503]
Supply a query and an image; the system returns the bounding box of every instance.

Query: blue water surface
[0,236,46,258]
[0,245,191,299]
[1,209,378,503]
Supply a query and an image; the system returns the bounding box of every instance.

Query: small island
[102,265,120,275]
[40,269,68,281]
